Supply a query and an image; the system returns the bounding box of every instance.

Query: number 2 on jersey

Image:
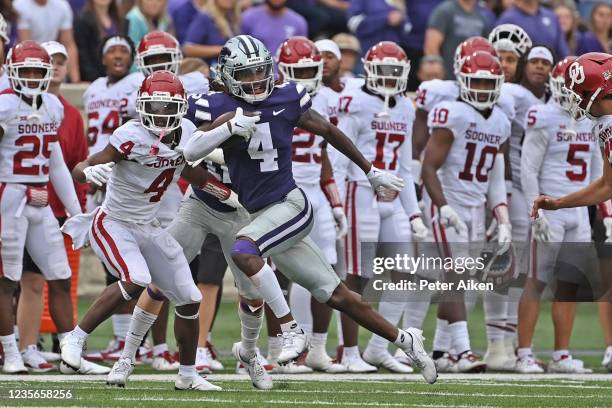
[14,135,57,176]
[248,122,278,172]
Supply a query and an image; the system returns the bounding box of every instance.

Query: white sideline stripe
[1,373,611,382]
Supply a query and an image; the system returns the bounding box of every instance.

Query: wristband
[200,177,230,201]
[599,200,612,218]
[321,178,342,208]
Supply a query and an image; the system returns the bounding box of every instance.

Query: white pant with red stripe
[344,181,412,278]
[0,182,70,281]
[529,206,592,284]
[89,209,201,306]
[298,182,337,265]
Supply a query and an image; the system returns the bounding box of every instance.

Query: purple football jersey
[187,82,312,212]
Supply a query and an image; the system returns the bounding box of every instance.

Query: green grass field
[0,299,610,407]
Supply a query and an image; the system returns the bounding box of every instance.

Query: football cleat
[238,348,273,374]
[484,341,516,371]
[398,328,437,383]
[515,355,545,374]
[85,337,124,362]
[456,351,487,373]
[602,346,612,372]
[175,374,222,391]
[394,348,413,366]
[305,349,347,373]
[272,355,313,374]
[60,332,86,371]
[106,357,135,387]
[195,347,212,374]
[1,354,28,374]
[205,342,224,371]
[60,357,110,374]
[548,355,592,374]
[433,352,459,373]
[233,342,273,389]
[152,351,180,371]
[277,330,309,364]
[343,355,378,373]
[362,347,413,373]
[22,345,55,373]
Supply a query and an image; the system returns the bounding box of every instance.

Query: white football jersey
[0,91,64,183]
[0,69,9,91]
[336,87,415,183]
[503,83,545,189]
[318,85,340,125]
[525,102,599,197]
[427,100,510,207]
[415,79,515,120]
[593,115,612,166]
[102,119,196,224]
[125,71,210,118]
[84,73,142,155]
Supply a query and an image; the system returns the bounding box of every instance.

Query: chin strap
[149,129,165,156]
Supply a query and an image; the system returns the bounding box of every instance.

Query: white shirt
[14,0,73,42]
[593,114,612,166]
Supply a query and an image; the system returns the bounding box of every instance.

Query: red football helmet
[550,56,578,114]
[454,37,497,75]
[458,51,504,110]
[136,31,183,76]
[363,41,410,97]
[564,52,612,120]
[7,41,52,96]
[136,70,187,135]
[276,36,323,95]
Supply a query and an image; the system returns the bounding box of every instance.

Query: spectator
[496,0,569,58]
[75,0,125,82]
[576,2,612,54]
[554,3,581,54]
[241,0,307,57]
[13,0,81,82]
[172,0,207,44]
[68,0,88,14]
[416,54,445,82]
[287,0,348,38]
[424,0,490,80]
[404,0,444,91]
[347,0,410,71]
[183,0,240,65]
[332,32,360,77]
[0,2,18,48]
[125,0,173,48]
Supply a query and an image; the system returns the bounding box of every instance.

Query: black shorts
[195,234,227,285]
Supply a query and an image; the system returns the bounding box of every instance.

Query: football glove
[332,207,348,239]
[532,211,551,243]
[84,162,115,186]
[366,167,404,193]
[439,205,467,235]
[410,215,429,242]
[228,107,260,140]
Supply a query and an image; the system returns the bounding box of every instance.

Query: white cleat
[399,328,437,383]
[277,331,309,364]
[22,346,55,373]
[602,346,612,372]
[60,357,110,374]
[175,374,222,391]
[152,351,180,371]
[515,355,545,374]
[394,348,412,366]
[362,348,413,373]
[238,349,273,374]
[205,343,224,371]
[106,357,134,387]
[195,347,212,374]
[2,354,28,374]
[272,360,313,374]
[548,355,592,374]
[59,333,85,371]
[484,342,515,371]
[39,351,61,362]
[232,342,273,390]
[434,352,458,373]
[456,351,487,373]
[305,349,347,373]
[343,355,378,373]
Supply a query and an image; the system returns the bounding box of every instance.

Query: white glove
[604,217,612,243]
[366,167,404,193]
[228,107,260,140]
[83,162,115,186]
[332,207,348,240]
[221,190,242,209]
[410,216,429,242]
[439,205,467,235]
[485,217,498,242]
[497,222,512,254]
[532,211,551,243]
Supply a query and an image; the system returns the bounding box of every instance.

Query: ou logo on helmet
[568,62,585,87]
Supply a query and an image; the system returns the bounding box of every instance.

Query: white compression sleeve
[486,153,508,210]
[49,143,81,216]
[183,124,232,163]
[520,128,549,210]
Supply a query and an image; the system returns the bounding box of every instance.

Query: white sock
[552,349,569,361]
[311,332,328,352]
[517,347,532,359]
[121,306,157,361]
[432,318,450,352]
[72,325,89,340]
[178,364,196,377]
[506,286,521,342]
[207,332,212,343]
[153,343,168,357]
[289,283,313,336]
[249,263,290,318]
[484,291,508,343]
[335,310,344,345]
[112,314,131,340]
[280,320,303,334]
[57,332,70,342]
[238,303,263,360]
[342,345,360,360]
[448,321,471,355]
[267,336,282,361]
[393,329,413,350]
[13,325,19,342]
[0,334,19,357]
[368,300,404,352]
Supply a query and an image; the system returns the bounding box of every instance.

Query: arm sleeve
[398,132,420,217]
[331,112,361,202]
[49,142,81,216]
[591,143,604,183]
[520,127,549,210]
[486,153,507,210]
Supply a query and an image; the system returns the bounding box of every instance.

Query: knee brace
[147,286,167,302]
[231,238,260,257]
[175,303,199,320]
